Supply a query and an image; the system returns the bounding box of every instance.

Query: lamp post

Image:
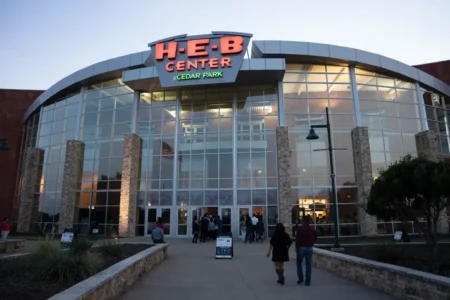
[306,107,345,250]
[0,138,9,151]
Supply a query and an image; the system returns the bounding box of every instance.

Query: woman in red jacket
[1,217,10,241]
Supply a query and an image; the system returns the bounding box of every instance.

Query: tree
[366,155,450,246]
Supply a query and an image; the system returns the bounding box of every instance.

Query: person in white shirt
[251,214,259,242]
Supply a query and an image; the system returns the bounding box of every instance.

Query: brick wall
[414,60,450,86]
[0,89,43,220]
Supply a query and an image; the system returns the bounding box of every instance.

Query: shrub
[69,237,94,255]
[32,240,101,284]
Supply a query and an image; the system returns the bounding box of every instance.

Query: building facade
[12,32,450,238]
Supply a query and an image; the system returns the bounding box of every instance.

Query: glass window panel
[38,135,51,147]
[82,113,98,127]
[284,98,307,114]
[160,191,172,205]
[308,99,328,114]
[52,119,65,133]
[377,76,395,87]
[333,132,352,150]
[99,125,112,138]
[400,118,421,133]
[54,106,66,120]
[220,178,233,188]
[83,98,100,113]
[205,190,218,206]
[99,110,114,125]
[252,190,266,205]
[382,117,400,131]
[237,190,251,205]
[237,153,250,177]
[398,103,420,119]
[283,72,307,82]
[328,84,352,98]
[42,109,54,123]
[329,99,354,114]
[306,84,328,98]
[378,101,398,118]
[312,151,330,176]
[66,104,79,117]
[100,97,115,111]
[51,132,63,145]
[383,132,403,152]
[113,122,131,137]
[283,83,307,99]
[327,66,349,73]
[267,189,277,205]
[361,115,382,130]
[306,73,327,83]
[115,93,134,108]
[371,151,386,176]
[65,116,77,131]
[331,114,354,129]
[335,151,355,176]
[327,72,350,83]
[190,191,204,206]
[378,86,396,102]
[219,190,233,205]
[40,122,52,135]
[266,152,277,177]
[110,140,124,157]
[115,108,133,123]
[385,152,403,165]
[368,130,384,151]
[397,89,417,104]
[357,85,378,100]
[219,153,232,178]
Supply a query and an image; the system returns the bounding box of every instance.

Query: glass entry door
[219,207,232,236]
[238,206,252,240]
[145,207,172,236]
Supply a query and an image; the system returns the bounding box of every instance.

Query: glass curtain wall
[77,80,134,235]
[34,92,81,234]
[284,64,359,237]
[136,91,177,235]
[355,68,421,235]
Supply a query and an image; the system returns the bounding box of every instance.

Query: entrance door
[219,207,232,236]
[177,207,188,236]
[237,206,252,239]
[186,207,201,238]
[145,207,172,236]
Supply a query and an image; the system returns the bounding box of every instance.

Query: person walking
[200,214,210,243]
[295,217,317,286]
[251,214,258,242]
[266,223,292,285]
[1,217,10,241]
[255,216,265,243]
[244,215,253,243]
[192,216,199,243]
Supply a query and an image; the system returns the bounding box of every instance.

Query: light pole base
[331,247,345,252]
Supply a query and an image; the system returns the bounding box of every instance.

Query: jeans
[1,231,8,241]
[245,226,253,243]
[297,247,313,284]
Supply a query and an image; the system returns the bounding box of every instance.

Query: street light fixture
[0,138,9,151]
[306,107,346,250]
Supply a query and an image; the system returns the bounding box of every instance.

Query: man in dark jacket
[295,218,317,286]
[200,214,210,243]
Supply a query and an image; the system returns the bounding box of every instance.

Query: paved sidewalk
[120,238,397,300]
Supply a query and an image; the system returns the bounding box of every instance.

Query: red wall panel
[0,89,43,220]
[414,60,450,86]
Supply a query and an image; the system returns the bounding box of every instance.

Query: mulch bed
[0,244,151,300]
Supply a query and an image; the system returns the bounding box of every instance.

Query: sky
[0,0,449,90]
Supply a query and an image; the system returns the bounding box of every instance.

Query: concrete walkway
[120,238,397,300]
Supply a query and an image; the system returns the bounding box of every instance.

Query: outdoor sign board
[215,236,233,259]
[149,32,252,88]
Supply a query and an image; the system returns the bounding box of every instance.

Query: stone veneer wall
[415,130,449,234]
[17,147,44,233]
[49,243,169,300]
[276,127,291,235]
[313,247,450,299]
[351,127,377,236]
[119,133,142,238]
[58,140,85,234]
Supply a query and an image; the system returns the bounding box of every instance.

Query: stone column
[119,133,142,237]
[415,130,449,234]
[276,127,292,236]
[58,140,85,234]
[17,147,44,233]
[351,127,377,236]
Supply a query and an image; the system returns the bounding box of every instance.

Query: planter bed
[0,242,152,300]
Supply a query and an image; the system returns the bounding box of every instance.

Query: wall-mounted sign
[149,32,252,88]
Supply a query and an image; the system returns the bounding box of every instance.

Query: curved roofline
[23,50,151,121]
[24,40,450,122]
[251,40,450,97]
